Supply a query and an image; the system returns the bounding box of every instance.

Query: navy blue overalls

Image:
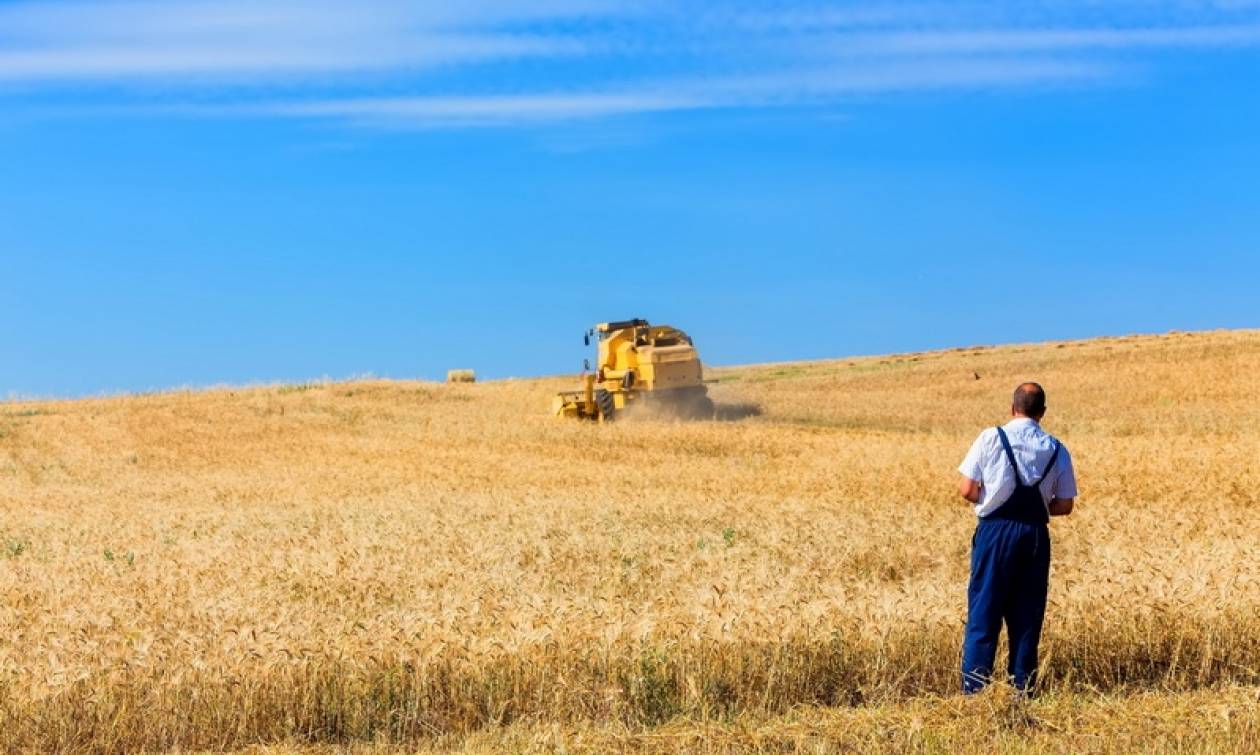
[961,427,1061,694]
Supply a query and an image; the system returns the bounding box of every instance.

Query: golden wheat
[1,329,1258,752]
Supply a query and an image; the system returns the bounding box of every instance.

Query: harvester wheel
[595,389,616,422]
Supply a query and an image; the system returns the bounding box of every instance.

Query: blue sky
[2,1,1258,396]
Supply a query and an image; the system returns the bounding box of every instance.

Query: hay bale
[446,369,476,384]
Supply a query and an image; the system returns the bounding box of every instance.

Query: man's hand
[1049,497,1075,517]
[958,476,982,504]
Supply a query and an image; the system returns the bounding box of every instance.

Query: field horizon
[2,327,1259,752]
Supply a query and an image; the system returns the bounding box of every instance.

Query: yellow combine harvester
[553,319,714,422]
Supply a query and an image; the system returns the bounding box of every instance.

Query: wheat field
[1,329,1259,753]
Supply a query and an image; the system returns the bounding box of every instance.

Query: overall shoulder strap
[1030,441,1062,487]
[995,426,1026,486]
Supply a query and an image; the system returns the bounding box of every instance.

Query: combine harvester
[553,319,714,422]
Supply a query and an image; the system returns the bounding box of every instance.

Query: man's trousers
[961,518,1051,694]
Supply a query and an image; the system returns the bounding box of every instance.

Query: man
[957,382,1077,695]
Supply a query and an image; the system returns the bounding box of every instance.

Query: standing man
[957,382,1077,695]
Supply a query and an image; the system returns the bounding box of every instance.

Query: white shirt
[958,417,1078,518]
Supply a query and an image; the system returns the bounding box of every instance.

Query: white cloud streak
[269,92,715,127]
[242,58,1106,128]
[1,0,1259,126]
[830,24,1260,56]
[0,35,580,81]
[0,0,607,80]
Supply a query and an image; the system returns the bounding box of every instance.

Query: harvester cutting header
[553,319,714,422]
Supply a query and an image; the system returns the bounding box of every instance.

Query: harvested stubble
[1,329,1258,752]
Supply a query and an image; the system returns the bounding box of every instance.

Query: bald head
[1012,382,1046,420]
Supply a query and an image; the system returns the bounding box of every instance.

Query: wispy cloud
[0,36,581,81]
[254,58,1105,129]
[2,0,1259,127]
[826,24,1260,56]
[0,0,607,81]
[267,92,715,128]
[731,4,956,32]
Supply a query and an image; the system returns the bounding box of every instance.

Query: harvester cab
[553,319,714,422]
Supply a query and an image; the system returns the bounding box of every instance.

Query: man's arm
[1048,443,1078,517]
[957,431,988,505]
[1048,497,1074,516]
[958,476,981,504]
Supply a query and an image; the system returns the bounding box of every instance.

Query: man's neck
[1010,414,1040,424]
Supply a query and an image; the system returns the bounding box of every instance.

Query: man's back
[960,417,1078,518]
